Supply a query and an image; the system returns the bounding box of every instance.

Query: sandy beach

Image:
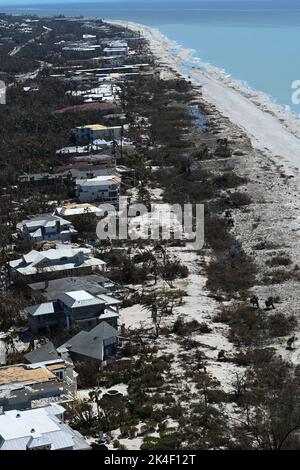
[111,18,300,381]
[109,20,300,184]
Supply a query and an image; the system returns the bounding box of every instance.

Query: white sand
[109,20,300,184]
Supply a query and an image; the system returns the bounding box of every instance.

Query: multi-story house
[0,358,77,412]
[0,404,90,450]
[9,244,106,283]
[25,289,120,334]
[17,214,77,243]
[74,124,122,144]
[76,174,121,204]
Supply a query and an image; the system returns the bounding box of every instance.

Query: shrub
[230,192,252,208]
[134,405,154,420]
[262,269,295,285]
[75,360,101,388]
[206,255,257,293]
[233,348,276,367]
[215,305,265,346]
[267,313,297,338]
[213,173,247,189]
[141,437,160,450]
[181,338,201,350]
[206,389,229,404]
[213,192,251,212]
[266,256,292,267]
[162,260,189,281]
[205,217,234,252]
[113,439,127,450]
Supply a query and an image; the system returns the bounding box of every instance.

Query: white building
[76,174,121,204]
[71,84,121,103]
[0,404,90,450]
[9,244,106,282]
[17,214,77,242]
[106,40,128,49]
[74,124,122,143]
[56,203,104,219]
[103,46,127,56]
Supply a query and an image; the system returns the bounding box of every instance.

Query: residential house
[18,164,117,188]
[55,202,104,219]
[24,341,61,363]
[0,404,90,450]
[103,47,127,56]
[18,171,73,188]
[29,274,120,301]
[25,289,120,334]
[71,84,121,103]
[0,358,77,412]
[106,40,128,50]
[57,321,118,363]
[76,174,121,204]
[73,153,115,165]
[17,214,77,243]
[74,124,122,143]
[9,244,106,282]
[92,55,125,67]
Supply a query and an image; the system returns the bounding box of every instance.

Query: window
[55,370,64,381]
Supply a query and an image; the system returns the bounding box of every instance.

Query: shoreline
[109,20,300,185]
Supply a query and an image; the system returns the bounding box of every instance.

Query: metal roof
[0,405,90,450]
[26,302,59,317]
[58,290,105,308]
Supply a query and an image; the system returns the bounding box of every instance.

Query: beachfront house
[25,289,120,334]
[0,404,90,450]
[105,40,128,50]
[9,244,106,283]
[0,358,77,412]
[74,124,122,144]
[55,202,104,219]
[76,174,121,204]
[103,46,128,56]
[17,214,77,243]
[57,321,118,363]
[28,274,120,301]
[71,84,121,103]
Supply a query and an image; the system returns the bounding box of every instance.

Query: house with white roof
[25,289,120,334]
[0,404,90,450]
[103,46,127,56]
[55,202,104,219]
[76,174,121,204]
[17,214,77,242]
[9,244,106,282]
[74,124,122,143]
[71,84,121,103]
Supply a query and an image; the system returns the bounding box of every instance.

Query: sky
[0,0,116,5]
[0,0,280,5]
[0,0,138,5]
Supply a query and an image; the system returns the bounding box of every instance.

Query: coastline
[113,19,300,363]
[109,20,300,184]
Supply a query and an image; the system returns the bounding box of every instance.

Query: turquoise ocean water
[1,1,300,114]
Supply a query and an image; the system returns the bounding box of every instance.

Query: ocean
[1,1,300,114]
